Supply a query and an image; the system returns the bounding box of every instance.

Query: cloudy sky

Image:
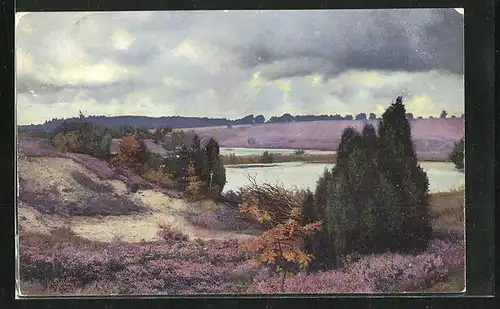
[16,9,464,125]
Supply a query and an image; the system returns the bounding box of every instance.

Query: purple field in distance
[182,118,464,154]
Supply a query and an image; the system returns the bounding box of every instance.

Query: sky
[16,9,464,125]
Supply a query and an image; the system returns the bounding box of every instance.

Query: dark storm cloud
[230,9,463,81]
[15,9,464,124]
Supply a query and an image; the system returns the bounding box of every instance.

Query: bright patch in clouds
[112,29,136,50]
[15,10,464,125]
[57,60,131,85]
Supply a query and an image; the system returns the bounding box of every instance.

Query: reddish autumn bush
[117,135,144,169]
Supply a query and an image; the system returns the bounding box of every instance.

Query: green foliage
[76,124,108,157]
[377,96,431,252]
[305,96,433,270]
[294,149,306,156]
[211,158,226,198]
[300,190,331,272]
[96,133,112,158]
[107,125,152,139]
[204,138,226,198]
[50,121,110,158]
[449,138,464,171]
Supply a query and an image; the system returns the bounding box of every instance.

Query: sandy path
[18,156,256,243]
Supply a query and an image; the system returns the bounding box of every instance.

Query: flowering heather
[20,247,125,288]
[19,227,256,295]
[255,239,464,294]
[19,227,463,295]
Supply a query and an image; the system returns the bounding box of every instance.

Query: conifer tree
[377,96,431,252]
[204,137,226,195]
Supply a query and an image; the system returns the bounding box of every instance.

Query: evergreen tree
[324,129,362,264]
[190,134,210,185]
[377,96,431,252]
[300,190,319,271]
[204,137,226,196]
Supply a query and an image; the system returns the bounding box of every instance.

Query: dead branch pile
[239,175,306,226]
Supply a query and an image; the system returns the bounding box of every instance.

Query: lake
[220,147,336,156]
[223,161,464,194]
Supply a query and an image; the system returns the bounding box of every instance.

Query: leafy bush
[294,149,305,156]
[52,132,78,153]
[141,169,176,189]
[50,121,110,158]
[449,138,464,171]
[116,135,145,170]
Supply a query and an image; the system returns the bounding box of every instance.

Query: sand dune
[17,155,256,243]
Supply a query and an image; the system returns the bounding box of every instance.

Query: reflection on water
[224,161,464,194]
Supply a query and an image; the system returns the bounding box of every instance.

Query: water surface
[224,161,464,194]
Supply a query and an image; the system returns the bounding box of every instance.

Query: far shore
[220,152,451,166]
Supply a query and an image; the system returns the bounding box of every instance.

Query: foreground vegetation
[18,186,464,295]
[18,98,464,295]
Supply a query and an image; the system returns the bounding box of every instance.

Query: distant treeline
[19,110,463,131]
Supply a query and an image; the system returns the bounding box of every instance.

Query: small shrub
[142,169,176,189]
[294,149,305,156]
[52,132,78,153]
[260,151,274,163]
[156,223,189,244]
[117,135,144,169]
